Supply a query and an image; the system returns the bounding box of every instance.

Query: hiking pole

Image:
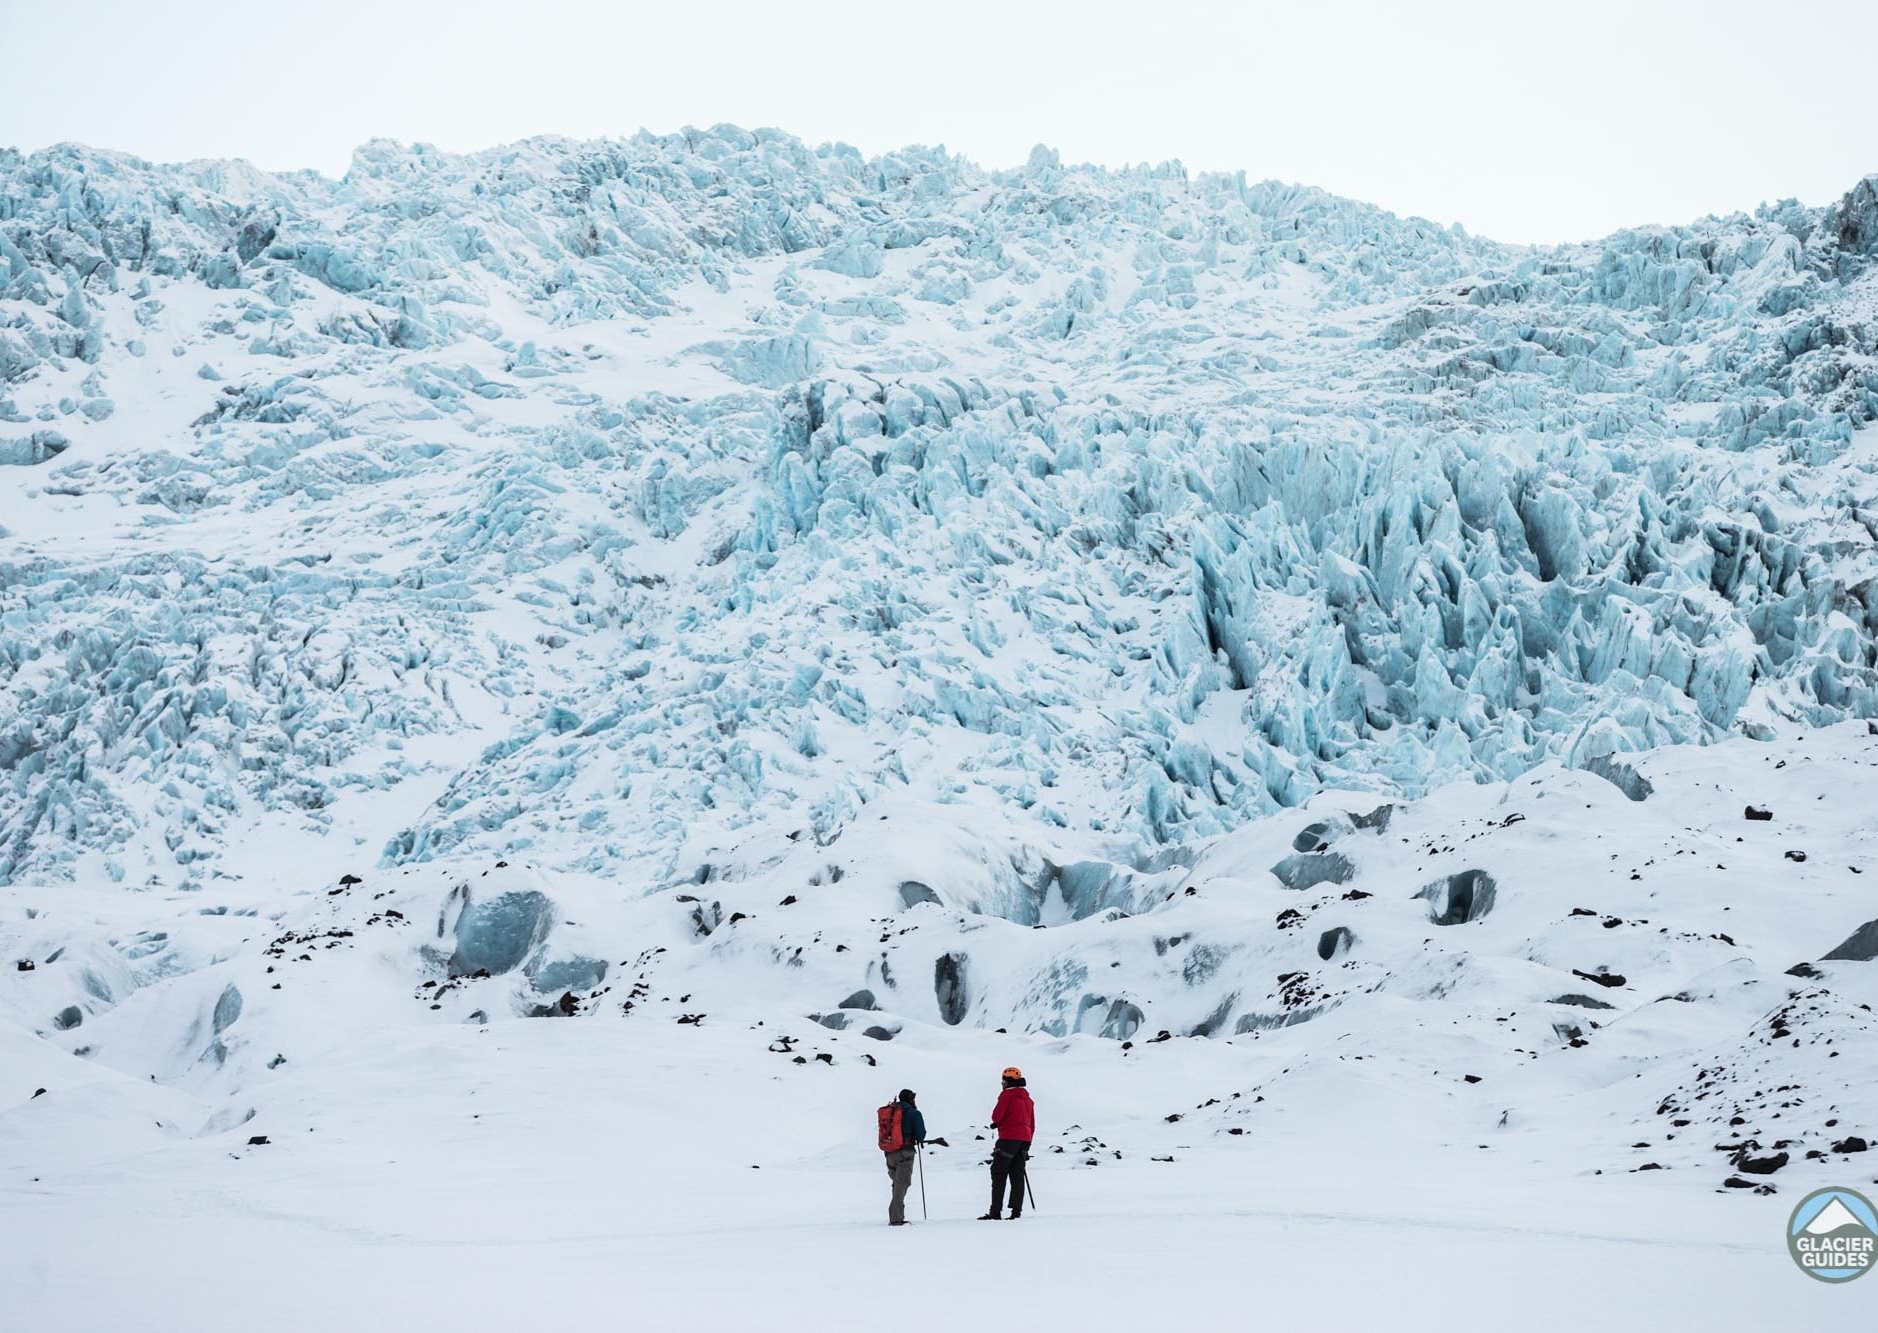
[917,1144,928,1220]
[1024,1160,1036,1213]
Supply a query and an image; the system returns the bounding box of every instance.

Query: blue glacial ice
[0,129,1875,887]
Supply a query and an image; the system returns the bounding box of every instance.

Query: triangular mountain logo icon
[1804,1198,1867,1236]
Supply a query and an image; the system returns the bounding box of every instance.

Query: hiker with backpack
[980,1066,1034,1221]
[878,1088,928,1226]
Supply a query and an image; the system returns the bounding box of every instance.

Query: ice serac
[1822,919,1878,963]
[898,883,941,910]
[1418,871,1497,926]
[934,953,969,1025]
[1579,755,1654,802]
[1271,852,1354,891]
[212,984,242,1033]
[528,956,607,993]
[450,892,554,977]
[1,130,1877,891]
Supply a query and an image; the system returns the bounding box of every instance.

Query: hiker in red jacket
[979,1066,1034,1220]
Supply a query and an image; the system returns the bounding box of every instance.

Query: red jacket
[991,1086,1034,1142]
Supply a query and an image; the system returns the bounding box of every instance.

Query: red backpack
[877,1101,907,1153]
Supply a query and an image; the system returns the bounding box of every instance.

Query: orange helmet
[1002,1066,1023,1080]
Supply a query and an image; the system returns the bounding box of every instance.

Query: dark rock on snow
[1734,1150,1788,1175]
[1570,969,1627,988]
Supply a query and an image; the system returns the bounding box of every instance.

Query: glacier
[3,128,1876,889]
[4,127,1878,1325]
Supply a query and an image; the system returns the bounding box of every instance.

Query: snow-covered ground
[6,727,1877,1328]
[4,132,1878,1327]
[0,1020,1832,1331]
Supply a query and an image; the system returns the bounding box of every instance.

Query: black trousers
[990,1138,1030,1214]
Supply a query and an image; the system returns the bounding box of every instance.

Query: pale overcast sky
[3,0,1874,244]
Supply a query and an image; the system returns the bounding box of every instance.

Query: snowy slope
[4,728,1877,1329]
[4,132,1878,1327]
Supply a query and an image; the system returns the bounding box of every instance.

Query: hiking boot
[889,1220,908,1226]
[977,1211,1002,1221]
[1008,1211,1022,1220]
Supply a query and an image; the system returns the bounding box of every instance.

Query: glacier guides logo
[1788,1187,1877,1283]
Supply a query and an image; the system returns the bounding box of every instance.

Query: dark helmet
[899,1088,917,1103]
